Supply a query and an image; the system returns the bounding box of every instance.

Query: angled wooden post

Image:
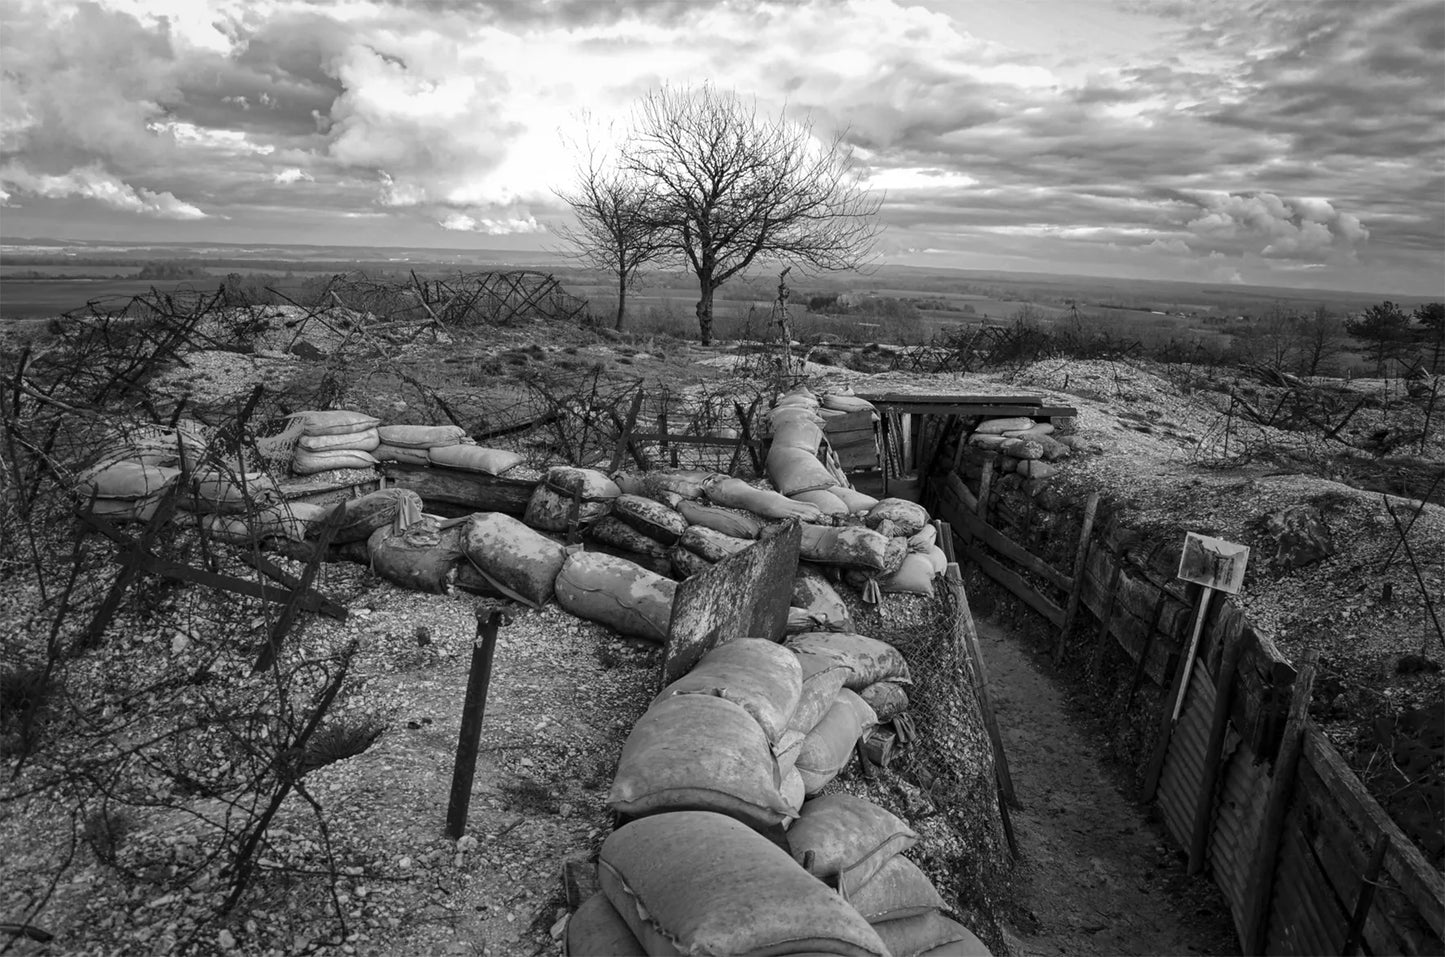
[1054,491,1100,665]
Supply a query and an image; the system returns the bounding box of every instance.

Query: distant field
[0,278,230,318]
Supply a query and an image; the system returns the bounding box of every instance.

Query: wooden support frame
[1242,651,1319,955]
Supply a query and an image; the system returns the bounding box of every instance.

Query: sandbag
[607,696,792,829]
[791,564,852,633]
[329,488,423,544]
[1016,460,1056,480]
[669,545,713,580]
[775,388,820,409]
[367,515,464,593]
[789,653,852,734]
[291,448,379,475]
[773,728,806,775]
[703,476,823,522]
[371,443,431,466]
[770,414,825,453]
[185,470,281,513]
[832,485,880,513]
[780,766,806,817]
[281,501,333,538]
[297,409,380,437]
[967,433,1010,450]
[865,498,930,537]
[589,516,671,562]
[462,512,567,606]
[679,524,751,563]
[677,499,763,539]
[973,416,1034,435]
[546,466,622,501]
[790,793,919,896]
[880,552,939,597]
[787,632,912,689]
[924,543,948,575]
[793,487,850,517]
[767,445,836,496]
[297,427,380,453]
[202,502,317,544]
[859,681,911,722]
[641,468,717,502]
[610,493,687,545]
[610,469,648,496]
[998,438,1043,461]
[524,484,609,533]
[655,639,802,744]
[375,424,468,449]
[599,812,887,957]
[800,524,894,573]
[844,855,948,923]
[909,524,937,553]
[1002,422,1055,438]
[565,893,645,957]
[796,689,877,794]
[427,444,524,475]
[554,551,676,643]
[871,912,991,957]
[76,461,180,501]
[821,393,876,414]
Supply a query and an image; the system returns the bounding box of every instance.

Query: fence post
[446,609,505,839]
[1242,651,1318,955]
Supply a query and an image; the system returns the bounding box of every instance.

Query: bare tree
[1296,305,1345,376]
[554,140,667,331]
[620,84,883,344]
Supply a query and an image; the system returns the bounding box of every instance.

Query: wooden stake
[1342,832,1391,956]
[1188,628,1244,875]
[1171,587,1216,723]
[446,610,505,839]
[1054,491,1100,665]
[608,389,645,472]
[1088,556,1125,677]
[1125,589,1173,711]
[944,563,1018,811]
[1243,651,1318,955]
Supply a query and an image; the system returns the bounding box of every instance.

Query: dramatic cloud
[0,0,1439,292]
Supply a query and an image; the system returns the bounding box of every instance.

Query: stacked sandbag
[702,476,823,522]
[967,416,1071,481]
[525,466,621,533]
[328,488,424,544]
[291,410,382,475]
[789,795,993,955]
[764,389,876,519]
[94,420,209,472]
[372,423,469,466]
[74,460,182,523]
[599,812,888,956]
[787,632,914,691]
[461,512,567,607]
[427,443,524,476]
[793,687,878,794]
[554,550,676,643]
[181,467,282,514]
[201,500,329,545]
[588,493,687,572]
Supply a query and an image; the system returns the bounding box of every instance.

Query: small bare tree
[620,84,883,345]
[554,139,667,331]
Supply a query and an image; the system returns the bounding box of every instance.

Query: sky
[1,0,1442,295]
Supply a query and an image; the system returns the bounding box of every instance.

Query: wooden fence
[927,467,1444,956]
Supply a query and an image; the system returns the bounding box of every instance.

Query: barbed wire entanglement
[841,588,1013,952]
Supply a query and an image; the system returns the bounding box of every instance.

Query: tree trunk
[615,273,628,332]
[695,287,715,346]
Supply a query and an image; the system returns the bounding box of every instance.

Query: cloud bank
[0,0,1439,292]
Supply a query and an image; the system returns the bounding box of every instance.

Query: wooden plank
[661,520,801,685]
[1055,491,1101,663]
[852,391,1047,406]
[1244,651,1319,955]
[1302,728,1445,940]
[235,552,348,620]
[382,462,537,515]
[1189,628,1244,874]
[609,389,645,472]
[848,402,1077,418]
[945,498,1070,592]
[1342,833,1390,956]
[944,563,1018,810]
[958,538,1064,627]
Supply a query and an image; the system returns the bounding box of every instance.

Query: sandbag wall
[950,413,1081,483]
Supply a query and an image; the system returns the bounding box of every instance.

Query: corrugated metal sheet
[1207,733,1269,942]
[1265,822,1348,956]
[1158,663,1214,848]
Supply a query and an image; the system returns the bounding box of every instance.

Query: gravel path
[978,617,1240,957]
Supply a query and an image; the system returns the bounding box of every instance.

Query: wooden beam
[938,493,1070,592]
[959,538,1065,627]
[1188,628,1244,874]
[852,392,1047,406]
[943,562,1019,811]
[1342,833,1390,956]
[1243,651,1319,955]
[849,401,1077,418]
[1055,492,1101,664]
[235,552,348,620]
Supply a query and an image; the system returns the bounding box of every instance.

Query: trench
[975,615,1239,957]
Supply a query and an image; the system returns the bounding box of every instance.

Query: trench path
[976,618,1239,957]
